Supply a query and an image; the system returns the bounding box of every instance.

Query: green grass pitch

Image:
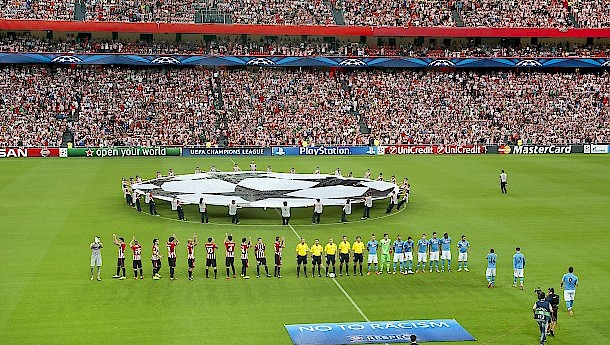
[0,155,609,344]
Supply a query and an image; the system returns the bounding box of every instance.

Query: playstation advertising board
[272,146,378,156]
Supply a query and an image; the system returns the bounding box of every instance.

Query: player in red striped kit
[255,237,272,278]
[274,236,285,278]
[151,238,162,280]
[186,234,198,281]
[224,233,236,279]
[205,237,218,279]
[167,233,179,280]
[130,236,143,279]
[240,237,252,279]
[112,234,126,279]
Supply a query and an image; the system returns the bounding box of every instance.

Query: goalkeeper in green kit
[379,234,392,274]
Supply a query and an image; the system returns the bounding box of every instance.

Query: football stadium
[1,2,610,345]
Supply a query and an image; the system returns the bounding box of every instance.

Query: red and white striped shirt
[274,241,283,256]
[225,241,235,258]
[167,241,177,259]
[131,245,142,260]
[118,242,126,259]
[151,244,160,260]
[241,243,251,260]
[205,243,218,260]
[255,243,266,259]
[187,243,196,260]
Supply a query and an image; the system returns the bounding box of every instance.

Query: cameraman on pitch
[533,291,553,345]
[545,288,560,336]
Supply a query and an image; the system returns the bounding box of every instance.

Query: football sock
[226,268,229,277]
[359,264,363,275]
[133,269,138,278]
[514,277,517,284]
[116,267,120,276]
[312,268,315,276]
[486,276,491,282]
[213,268,217,278]
[317,266,321,275]
[265,266,269,275]
[206,268,209,278]
[188,270,192,278]
[90,267,94,277]
[277,267,281,276]
[122,267,126,277]
[520,278,524,284]
[297,266,300,276]
[326,267,329,276]
[170,267,174,278]
[464,262,468,268]
[448,259,451,268]
[139,268,143,276]
[257,266,260,276]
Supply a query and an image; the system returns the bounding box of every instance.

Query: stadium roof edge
[2,20,610,38]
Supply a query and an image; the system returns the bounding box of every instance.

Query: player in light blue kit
[561,266,579,316]
[486,248,497,288]
[392,235,404,274]
[403,236,415,274]
[513,247,525,290]
[366,234,379,275]
[428,232,441,273]
[416,234,429,274]
[457,235,470,272]
[440,232,452,272]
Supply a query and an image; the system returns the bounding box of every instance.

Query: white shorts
[430,252,439,261]
[441,251,451,260]
[91,256,102,266]
[486,268,496,277]
[417,252,427,263]
[564,290,575,302]
[393,253,405,263]
[513,268,524,278]
[404,252,413,261]
[458,252,468,261]
[367,254,378,264]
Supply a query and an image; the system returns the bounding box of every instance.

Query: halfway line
[276,208,371,322]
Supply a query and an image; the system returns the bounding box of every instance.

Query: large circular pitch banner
[132,172,399,208]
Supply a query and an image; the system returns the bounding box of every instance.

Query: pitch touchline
[275,208,371,322]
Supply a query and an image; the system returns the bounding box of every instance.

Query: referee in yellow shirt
[311,239,323,277]
[338,235,351,276]
[324,238,338,277]
[352,236,365,276]
[296,238,309,278]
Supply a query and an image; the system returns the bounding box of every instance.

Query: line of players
[104,232,470,281]
[295,233,471,277]
[108,233,287,280]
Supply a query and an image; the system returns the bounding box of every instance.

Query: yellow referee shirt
[310,244,323,256]
[296,243,309,256]
[338,241,351,254]
[325,243,337,255]
[352,241,365,254]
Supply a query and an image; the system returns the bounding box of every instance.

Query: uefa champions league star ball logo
[427,59,456,67]
[150,56,181,64]
[51,56,83,64]
[338,59,367,67]
[515,60,543,67]
[132,172,399,208]
[246,58,276,66]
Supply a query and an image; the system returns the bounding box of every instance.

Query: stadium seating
[1,66,608,148]
[0,0,609,28]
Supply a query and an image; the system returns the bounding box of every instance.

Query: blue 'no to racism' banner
[285,319,475,345]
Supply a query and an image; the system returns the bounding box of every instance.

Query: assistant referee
[296,238,309,278]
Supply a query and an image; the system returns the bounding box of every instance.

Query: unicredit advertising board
[496,145,584,154]
[381,145,486,155]
[272,146,377,156]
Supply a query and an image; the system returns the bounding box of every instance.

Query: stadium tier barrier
[3,145,609,159]
[2,53,610,68]
[2,20,610,37]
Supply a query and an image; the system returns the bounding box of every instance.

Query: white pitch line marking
[276,208,370,322]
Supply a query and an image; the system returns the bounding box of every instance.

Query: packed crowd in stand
[0,0,75,20]
[0,66,220,147]
[216,0,335,25]
[1,66,609,148]
[84,0,197,22]
[0,0,609,28]
[3,34,610,58]
[572,0,610,28]
[458,0,571,28]
[339,0,455,27]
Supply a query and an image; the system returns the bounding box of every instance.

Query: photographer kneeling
[545,288,559,336]
[533,291,553,345]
